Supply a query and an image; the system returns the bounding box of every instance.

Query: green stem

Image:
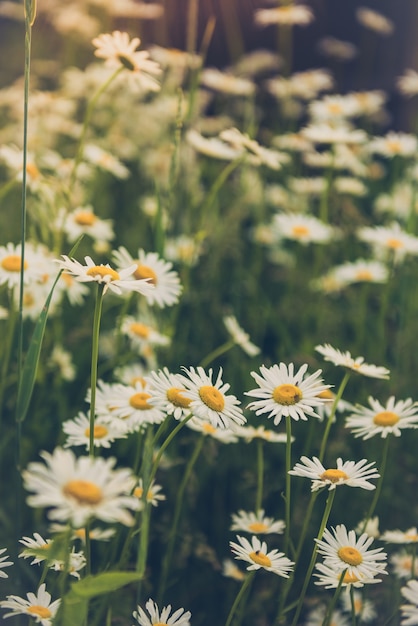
[322,569,347,626]
[291,489,336,626]
[360,435,390,534]
[157,434,205,601]
[224,572,255,626]
[199,340,235,369]
[85,520,91,576]
[283,415,292,556]
[89,284,105,456]
[147,413,194,489]
[255,439,264,513]
[350,584,357,626]
[319,371,351,463]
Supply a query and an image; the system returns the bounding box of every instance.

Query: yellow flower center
[317,389,334,400]
[74,211,97,226]
[131,376,146,387]
[1,254,28,272]
[337,546,363,566]
[386,238,404,249]
[320,469,349,483]
[62,480,103,505]
[86,265,120,281]
[74,528,86,540]
[26,162,40,179]
[249,550,272,567]
[202,422,217,434]
[248,522,269,533]
[154,623,169,626]
[129,322,151,338]
[291,225,310,238]
[341,571,360,584]
[373,411,399,426]
[134,486,143,498]
[84,425,109,439]
[28,606,52,619]
[61,272,74,287]
[328,103,344,115]
[166,387,192,408]
[198,386,225,411]
[272,384,302,405]
[133,263,158,285]
[24,293,35,307]
[386,140,402,154]
[117,53,136,71]
[405,533,418,542]
[129,392,152,410]
[355,270,373,281]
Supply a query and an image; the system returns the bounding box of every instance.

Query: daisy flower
[289,456,380,491]
[230,510,285,535]
[101,380,165,431]
[0,584,60,626]
[345,396,418,439]
[49,524,115,543]
[19,534,86,579]
[61,206,115,244]
[133,479,166,507]
[0,548,13,578]
[0,242,49,289]
[55,255,154,296]
[230,535,294,577]
[112,247,182,307]
[381,527,418,544]
[398,69,418,97]
[179,366,246,430]
[121,316,170,351]
[83,144,130,179]
[185,417,239,443]
[355,517,380,539]
[92,30,162,92]
[301,122,367,145]
[255,5,314,27]
[332,259,389,287]
[368,132,417,158]
[401,579,418,626]
[223,315,261,357]
[245,362,330,425]
[314,561,382,589]
[356,7,394,35]
[199,68,255,96]
[222,558,246,581]
[145,367,193,420]
[23,448,140,527]
[236,425,289,444]
[357,222,418,263]
[315,524,387,580]
[272,212,337,245]
[133,598,191,626]
[315,343,390,379]
[340,589,377,621]
[62,412,128,450]
[390,550,418,579]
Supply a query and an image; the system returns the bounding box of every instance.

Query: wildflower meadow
[1,1,418,625]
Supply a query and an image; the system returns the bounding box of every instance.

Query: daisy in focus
[19,533,86,579]
[146,367,193,420]
[55,255,155,296]
[289,456,379,491]
[23,448,140,527]
[179,366,246,430]
[315,524,387,580]
[133,598,191,626]
[0,584,60,626]
[230,510,285,535]
[245,362,330,425]
[230,535,294,577]
[92,30,162,92]
[0,548,13,578]
[112,247,182,307]
[62,412,128,450]
[345,396,418,439]
[315,343,390,379]
[400,579,418,626]
[99,380,165,431]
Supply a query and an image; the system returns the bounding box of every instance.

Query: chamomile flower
[245,362,330,425]
[398,70,418,97]
[357,222,418,263]
[92,30,162,92]
[145,367,192,421]
[390,550,418,579]
[340,590,377,621]
[0,548,13,578]
[314,561,382,589]
[112,247,182,307]
[55,255,154,296]
[230,510,285,535]
[315,525,387,579]
[179,366,246,430]
[83,144,130,179]
[23,448,140,527]
[381,527,418,544]
[289,456,379,491]
[315,343,390,379]
[19,534,86,579]
[230,535,294,577]
[272,212,337,245]
[133,479,166,507]
[368,132,417,158]
[200,68,255,96]
[102,380,165,430]
[401,579,418,625]
[222,558,246,581]
[121,316,170,351]
[62,412,128,450]
[61,206,115,244]
[49,525,115,543]
[0,584,60,626]
[345,396,418,439]
[255,5,314,27]
[0,242,48,289]
[133,598,191,626]
[223,315,261,356]
[236,425,288,444]
[332,259,389,286]
[185,417,239,443]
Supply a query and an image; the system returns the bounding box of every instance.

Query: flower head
[223,315,260,356]
[0,548,13,578]
[289,456,379,491]
[62,412,128,450]
[315,343,390,379]
[245,362,330,425]
[345,396,418,439]
[230,535,294,577]
[0,584,60,626]
[133,598,191,626]
[230,510,285,535]
[401,579,418,626]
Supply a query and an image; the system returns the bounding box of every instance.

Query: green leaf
[53,591,88,626]
[71,571,143,598]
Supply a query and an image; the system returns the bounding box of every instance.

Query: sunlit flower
[315,525,387,579]
[0,584,60,626]
[401,579,418,625]
[223,315,260,356]
[356,7,394,35]
[289,456,379,491]
[315,343,390,379]
[398,70,418,97]
[309,95,360,121]
[55,255,154,296]
[100,380,165,431]
[185,417,239,443]
[92,30,162,92]
[222,558,246,581]
[255,5,314,27]
[390,550,418,579]
[230,535,294,577]
[186,129,242,161]
[179,366,246,430]
[357,222,418,263]
[62,412,128,450]
[272,212,337,245]
[230,510,285,535]
[345,396,418,439]
[112,247,182,307]
[145,367,192,420]
[381,527,418,544]
[133,598,191,626]
[0,548,13,578]
[23,448,140,527]
[245,362,330,425]
[133,479,166,507]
